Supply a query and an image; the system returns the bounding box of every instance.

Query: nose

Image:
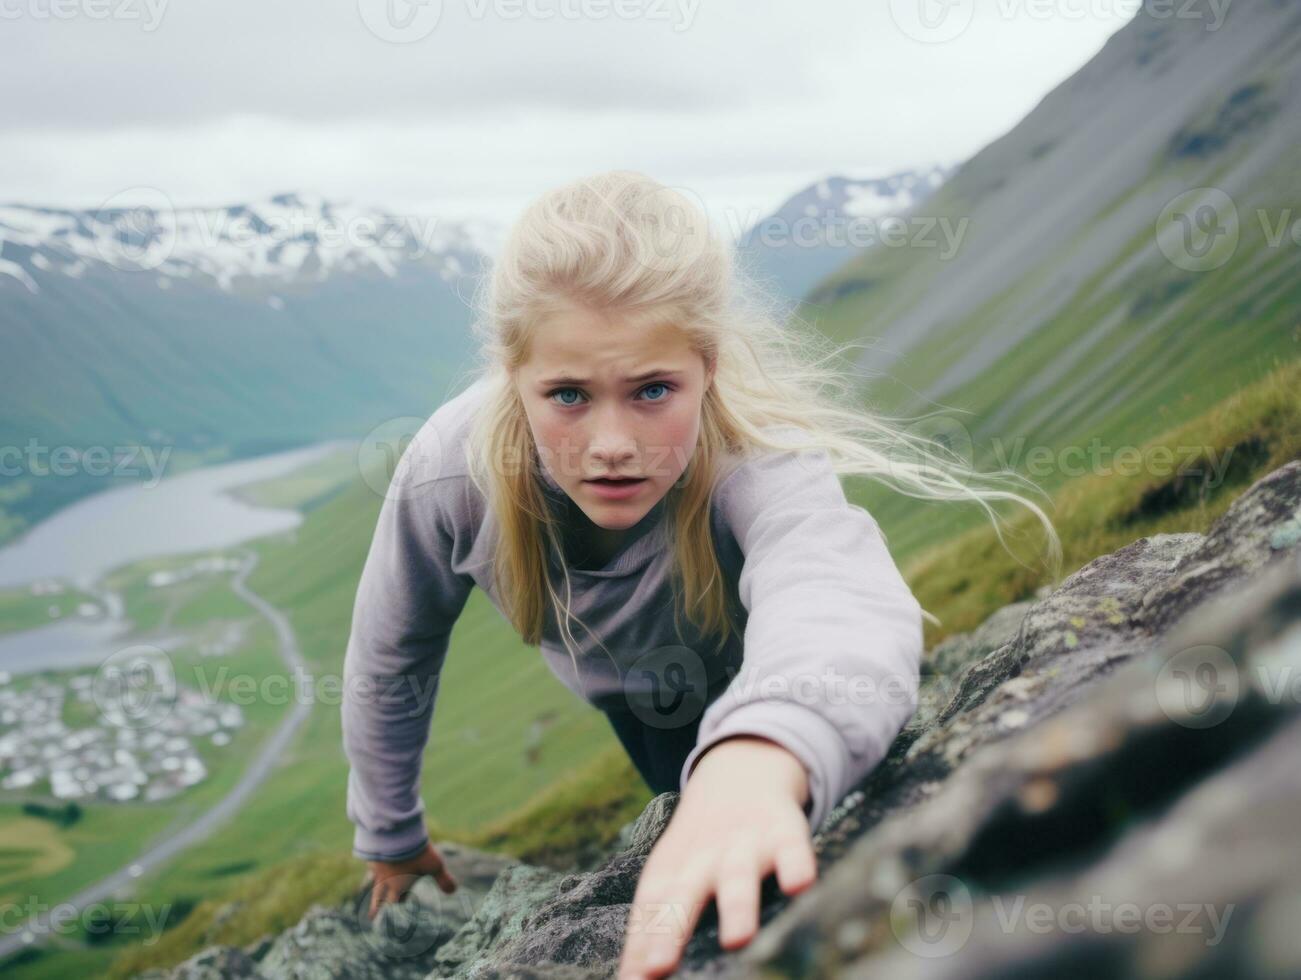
[588,404,638,469]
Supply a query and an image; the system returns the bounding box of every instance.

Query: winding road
[0,548,315,961]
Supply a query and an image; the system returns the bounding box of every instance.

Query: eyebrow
[539,368,683,386]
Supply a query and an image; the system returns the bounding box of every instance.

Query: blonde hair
[456,170,1063,679]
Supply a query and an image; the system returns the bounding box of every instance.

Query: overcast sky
[0,0,1135,227]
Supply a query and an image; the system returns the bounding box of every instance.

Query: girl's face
[513,302,715,531]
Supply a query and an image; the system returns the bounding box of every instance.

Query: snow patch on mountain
[0,191,501,295]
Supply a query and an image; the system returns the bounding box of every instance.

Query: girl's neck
[560,494,668,569]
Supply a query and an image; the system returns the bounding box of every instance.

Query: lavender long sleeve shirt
[341,378,924,861]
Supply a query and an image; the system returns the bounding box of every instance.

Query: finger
[416,849,457,892]
[713,846,761,949]
[361,872,376,913]
[771,829,818,896]
[432,864,459,893]
[624,862,712,978]
[371,878,405,920]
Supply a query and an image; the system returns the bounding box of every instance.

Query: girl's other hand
[363,841,459,920]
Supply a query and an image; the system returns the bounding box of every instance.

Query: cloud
[0,0,822,130]
[0,0,1133,217]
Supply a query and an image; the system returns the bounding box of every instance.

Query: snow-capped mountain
[751,166,953,236]
[0,191,503,297]
[736,165,956,304]
[0,191,500,545]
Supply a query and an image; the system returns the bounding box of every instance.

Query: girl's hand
[618,735,818,979]
[363,841,459,920]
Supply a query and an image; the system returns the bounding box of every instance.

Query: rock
[729,462,1301,978]
[135,841,517,979]
[1136,461,1301,633]
[244,934,274,963]
[615,792,678,859]
[611,817,638,854]
[430,863,571,976]
[738,545,1301,979]
[427,795,683,978]
[905,529,1205,773]
[133,944,261,980]
[135,461,1301,980]
[251,897,458,980]
[921,598,1035,694]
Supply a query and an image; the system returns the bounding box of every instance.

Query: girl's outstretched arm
[621,432,924,976]
[680,431,925,832]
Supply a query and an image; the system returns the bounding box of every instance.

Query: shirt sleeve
[341,437,475,861]
[678,434,924,832]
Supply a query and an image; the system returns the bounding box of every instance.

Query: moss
[907,357,1301,651]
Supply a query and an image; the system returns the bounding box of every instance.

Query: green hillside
[803,2,1301,563]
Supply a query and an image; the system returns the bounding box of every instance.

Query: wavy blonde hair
[456,169,1063,680]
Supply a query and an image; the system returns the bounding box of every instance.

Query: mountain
[736,166,955,304]
[799,0,1301,557]
[0,192,501,544]
[0,191,501,296]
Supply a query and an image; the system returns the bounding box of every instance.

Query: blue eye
[546,382,674,406]
[550,388,583,406]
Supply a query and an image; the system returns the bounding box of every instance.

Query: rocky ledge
[141,460,1301,980]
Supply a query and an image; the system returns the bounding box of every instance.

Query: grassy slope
[903,357,1300,647]
[0,587,99,636]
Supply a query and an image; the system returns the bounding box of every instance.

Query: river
[0,440,352,675]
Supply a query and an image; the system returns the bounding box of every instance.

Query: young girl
[341,170,1061,978]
